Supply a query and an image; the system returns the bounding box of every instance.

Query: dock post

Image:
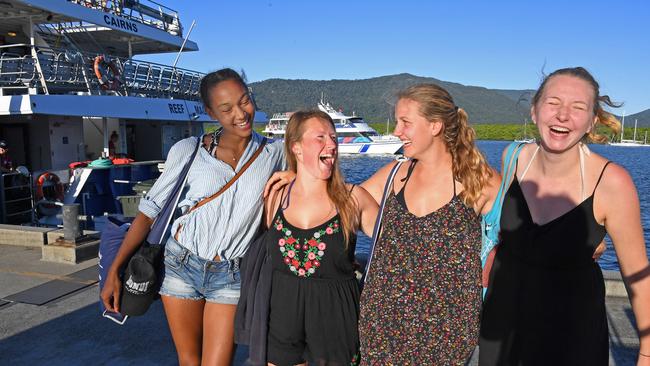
[42,203,100,264]
[62,204,81,243]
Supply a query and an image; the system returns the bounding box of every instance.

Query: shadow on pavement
[0,299,250,365]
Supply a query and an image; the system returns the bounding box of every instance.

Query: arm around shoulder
[263,188,283,229]
[360,160,400,204]
[350,184,379,237]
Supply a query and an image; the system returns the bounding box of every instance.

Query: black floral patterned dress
[359,162,482,365]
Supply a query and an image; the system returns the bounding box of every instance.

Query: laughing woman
[358,84,500,364]
[479,67,650,366]
[101,68,285,365]
[261,110,377,365]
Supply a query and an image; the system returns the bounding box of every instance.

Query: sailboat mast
[523,118,527,139]
[620,111,626,142]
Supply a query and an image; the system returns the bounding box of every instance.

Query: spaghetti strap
[520,145,539,181]
[592,161,612,195]
[399,159,418,183]
[397,159,418,196]
[348,184,356,194]
[281,179,295,211]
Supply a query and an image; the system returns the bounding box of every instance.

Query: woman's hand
[263,170,296,198]
[100,269,122,313]
[100,212,154,313]
[592,241,606,260]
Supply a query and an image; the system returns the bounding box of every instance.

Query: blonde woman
[358,84,500,364]
[480,67,650,366]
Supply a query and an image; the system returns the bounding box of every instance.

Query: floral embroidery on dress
[274,216,340,277]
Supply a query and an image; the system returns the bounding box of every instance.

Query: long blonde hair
[531,67,621,143]
[284,110,358,244]
[397,84,493,208]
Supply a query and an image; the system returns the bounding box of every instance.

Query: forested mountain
[625,109,650,127]
[250,73,531,124]
[250,73,649,126]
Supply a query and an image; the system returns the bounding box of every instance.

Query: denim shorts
[159,236,241,304]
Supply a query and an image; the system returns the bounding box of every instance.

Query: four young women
[104,66,649,365]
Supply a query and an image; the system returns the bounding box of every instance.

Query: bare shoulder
[349,183,375,205]
[597,160,636,195]
[503,142,536,169]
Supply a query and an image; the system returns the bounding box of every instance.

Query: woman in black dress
[480,67,650,365]
[262,110,377,365]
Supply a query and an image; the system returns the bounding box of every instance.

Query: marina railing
[67,0,183,37]
[0,44,204,100]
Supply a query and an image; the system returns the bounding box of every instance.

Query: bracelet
[640,352,650,357]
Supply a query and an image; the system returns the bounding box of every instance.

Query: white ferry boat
[0,0,219,220]
[263,101,403,154]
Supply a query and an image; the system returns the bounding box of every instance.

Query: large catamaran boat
[0,0,213,220]
[263,101,403,154]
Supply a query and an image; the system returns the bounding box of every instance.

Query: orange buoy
[93,55,122,91]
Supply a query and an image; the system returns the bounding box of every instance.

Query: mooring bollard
[62,204,81,243]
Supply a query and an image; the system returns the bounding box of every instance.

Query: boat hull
[337,141,403,154]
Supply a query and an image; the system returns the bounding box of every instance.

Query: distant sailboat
[514,118,535,143]
[610,112,649,147]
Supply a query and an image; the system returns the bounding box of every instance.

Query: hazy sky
[144,0,649,114]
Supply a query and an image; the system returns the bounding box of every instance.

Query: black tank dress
[479,162,612,366]
[265,189,360,366]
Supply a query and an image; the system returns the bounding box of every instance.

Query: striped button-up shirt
[138,132,285,260]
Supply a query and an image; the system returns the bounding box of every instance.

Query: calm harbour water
[340,140,650,271]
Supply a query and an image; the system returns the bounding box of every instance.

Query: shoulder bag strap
[147,137,201,245]
[365,160,404,282]
[480,142,526,261]
[187,137,268,215]
[494,142,525,210]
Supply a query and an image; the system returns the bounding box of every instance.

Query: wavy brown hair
[284,110,358,245]
[532,67,622,143]
[397,84,493,208]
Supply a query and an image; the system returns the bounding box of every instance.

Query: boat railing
[0,44,204,99]
[67,0,183,36]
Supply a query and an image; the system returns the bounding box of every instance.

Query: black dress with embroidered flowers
[266,207,360,366]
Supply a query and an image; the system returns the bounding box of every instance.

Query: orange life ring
[94,55,122,90]
[36,172,65,202]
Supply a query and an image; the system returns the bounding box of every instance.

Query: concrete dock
[0,243,642,365]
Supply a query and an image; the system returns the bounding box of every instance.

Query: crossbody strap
[147,137,201,245]
[188,137,268,215]
[496,142,526,209]
[480,142,525,259]
[365,160,404,282]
